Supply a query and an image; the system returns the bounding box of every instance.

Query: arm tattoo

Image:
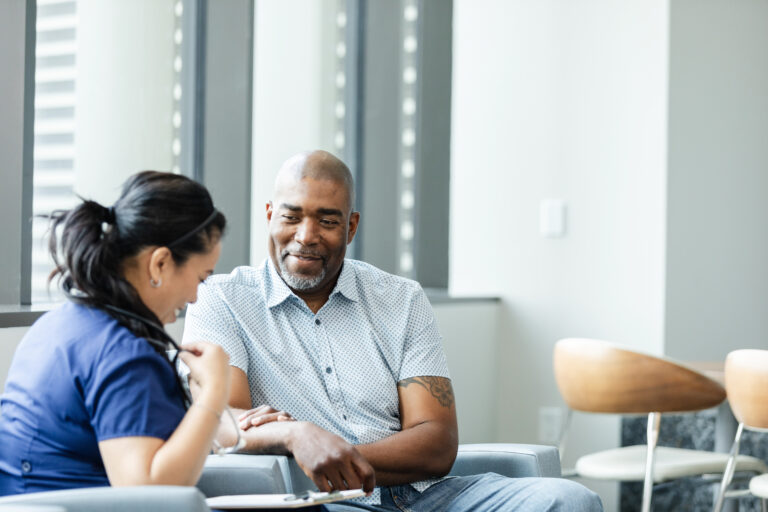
[398,376,455,408]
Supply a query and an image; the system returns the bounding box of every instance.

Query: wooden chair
[714,349,768,512]
[554,338,767,512]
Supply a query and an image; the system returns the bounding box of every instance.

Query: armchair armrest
[449,443,562,479]
[0,506,65,512]
[289,443,562,490]
[197,454,290,497]
[196,443,562,499]
[0,486,208,512]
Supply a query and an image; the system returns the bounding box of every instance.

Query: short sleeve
[183,282,250,374]
[398,285,451,381]
[85,341,186,442]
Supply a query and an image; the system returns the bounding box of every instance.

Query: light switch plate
[540,199,566,238]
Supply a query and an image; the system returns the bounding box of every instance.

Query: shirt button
[315,319,321,325]
[21,461,31,473]
[326,367,332,374]
[343,414,348,420]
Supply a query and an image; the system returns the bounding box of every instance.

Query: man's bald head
[274,150,355,212]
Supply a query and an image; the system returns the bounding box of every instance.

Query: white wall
[0,327,27,395]
[434,301,500,443]
[665,0,768,361]
[451,1,669,508]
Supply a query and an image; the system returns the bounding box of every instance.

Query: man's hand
[287,422,375,494]
[238,405,294,430]
[226,366,374,494]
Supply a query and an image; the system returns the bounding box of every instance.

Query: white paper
[206,489,366,509]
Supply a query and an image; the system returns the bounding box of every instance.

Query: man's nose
[294,219,319,245]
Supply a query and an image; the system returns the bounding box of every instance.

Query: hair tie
[104,206,116,225]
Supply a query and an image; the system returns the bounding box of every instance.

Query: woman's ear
[148,247,173,284]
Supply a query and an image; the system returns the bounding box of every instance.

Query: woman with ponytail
[0,171,231,495]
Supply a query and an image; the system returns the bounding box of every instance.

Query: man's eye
[282,215,299,221]
[320,219,339,226]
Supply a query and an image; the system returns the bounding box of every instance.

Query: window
[397,0,420,278]
[32,0,78,302]
[1,0,253,316]
[31,0,186,303]
[357,0,452,288]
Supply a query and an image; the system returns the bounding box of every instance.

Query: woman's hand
[238,405,295,430]
[101,342,232,487]
[179,341,231,410]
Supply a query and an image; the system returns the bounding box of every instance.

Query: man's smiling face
[267,174,358,295]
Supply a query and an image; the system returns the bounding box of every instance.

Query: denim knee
[546,479,603,512]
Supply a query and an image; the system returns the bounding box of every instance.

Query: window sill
[0,303,58,328]
[425,289,500,305]
[0,293,499,328]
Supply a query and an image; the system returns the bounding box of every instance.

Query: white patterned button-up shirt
[182,259,450,503]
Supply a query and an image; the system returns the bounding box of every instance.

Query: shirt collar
[332,260,359,303]
[265,259,295,309]
[265,258,359,309]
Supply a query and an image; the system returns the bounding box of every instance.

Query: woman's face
[133,241,222,325]
[162,241,221,323]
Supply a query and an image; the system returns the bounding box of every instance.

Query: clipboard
[205,489,366,509]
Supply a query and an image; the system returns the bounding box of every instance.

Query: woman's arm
[98,342,230,486]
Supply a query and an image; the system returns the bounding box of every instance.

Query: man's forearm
[355,421,458,486]
[217,407,295,455]
[220,406,456,488]
[225,414,377,493]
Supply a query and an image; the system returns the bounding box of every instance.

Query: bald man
[183,151,602,511]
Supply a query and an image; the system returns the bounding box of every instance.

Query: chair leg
[558,408,573,461]
[642,412,661,512]
[713,422,744,512]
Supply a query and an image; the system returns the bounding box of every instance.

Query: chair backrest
[554,338,726,414]
[724,349,768,430]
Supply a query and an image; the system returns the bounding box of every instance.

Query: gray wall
[357,0,400,274]
[665,0,768,360]
[0,0,34,305]
[201,0,254,274]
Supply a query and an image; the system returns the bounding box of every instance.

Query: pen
[284,491,344,502]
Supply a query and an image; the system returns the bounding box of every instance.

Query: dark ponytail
[47,171,226,378]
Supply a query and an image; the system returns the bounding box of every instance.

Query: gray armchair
[0,443,560,511]
[450,443,562,479]
[197,443,562,497]
[0,486,208,512]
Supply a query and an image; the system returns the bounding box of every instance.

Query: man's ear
[266,201,274,222]
[148,247,173,282]
[347,211,360,244]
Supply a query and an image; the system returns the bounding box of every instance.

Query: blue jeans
[322,473,603,512]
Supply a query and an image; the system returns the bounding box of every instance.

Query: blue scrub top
[0,301,186,496]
